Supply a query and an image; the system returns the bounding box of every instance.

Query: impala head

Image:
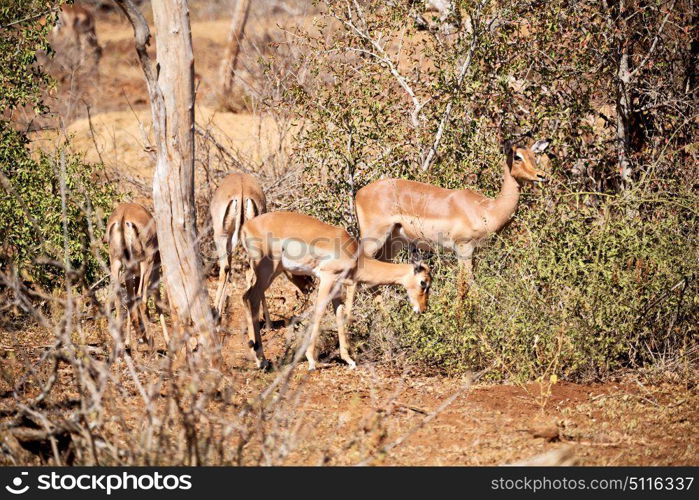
[507,139,550,184]
[404,262,431,313]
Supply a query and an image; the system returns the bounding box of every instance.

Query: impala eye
[420,280,429,290]
[515,152,524,161]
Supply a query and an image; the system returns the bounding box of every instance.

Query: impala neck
[354,256,410,286]
[489,160,522,231]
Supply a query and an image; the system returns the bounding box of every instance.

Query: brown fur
[106,203,161,350]
[354,140,549,282]
[209,173,268,319]
[240,212,431,370]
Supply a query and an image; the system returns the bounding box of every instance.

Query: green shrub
[286,1,698,380]
[0,125,118,288]
[0,0,118,291]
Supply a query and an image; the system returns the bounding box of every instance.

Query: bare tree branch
[421,0,486,171]
[628,0,677,80]
[219,0,252,98]
[331,1,425,127]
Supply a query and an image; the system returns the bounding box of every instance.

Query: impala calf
[106,203,161,350]
[241,212,431,370]
[355,139,550,282]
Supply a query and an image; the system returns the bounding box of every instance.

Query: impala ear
[501,139,514,156]
[410,245,421,262]
[531,139,550,154]
[413,261,426,274]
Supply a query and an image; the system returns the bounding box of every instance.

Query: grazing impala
[53,4,102,68]
[354,140,550,282]
[210,173,268,319]
[241,212,431,370]
[105,203,161,349]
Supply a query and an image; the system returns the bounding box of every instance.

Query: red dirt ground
[2,276,696,465]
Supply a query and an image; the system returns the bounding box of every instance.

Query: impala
[240,212,431,370]
[105,202,161,349]
[355,139,550,282]
[53,4,102,67]
[210,172,268,319]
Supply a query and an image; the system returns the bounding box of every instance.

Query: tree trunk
[219,0,251,98]
[615,0,633,188]
[114,0,216,354]
[616,49,633,186]
[688,1,698,101]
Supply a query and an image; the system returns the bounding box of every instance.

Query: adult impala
[52,4,102,68]
[240,212,431,370]
[355,140,550,281]
[105,202,162,350]
[210,172,268,319]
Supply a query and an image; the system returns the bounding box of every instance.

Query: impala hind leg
[138,259,155,350]
[305,274,337,370]
[213,232,232,321]
[124,270,140,350]
[332,295,356,368]
[109,258,123,347]
[150,260,163,317]
[242,258,276,369]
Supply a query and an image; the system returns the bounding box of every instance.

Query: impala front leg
[458,257,474,283]
[242,284,265,369]
[454,241,476,301]
[455,241,476,292]
[261,296,272,330]
[344,281,357,325]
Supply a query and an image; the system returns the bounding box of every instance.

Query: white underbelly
[281,254,320,277]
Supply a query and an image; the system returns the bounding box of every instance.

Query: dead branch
[421,0,486,171]
[219,0,252,98]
